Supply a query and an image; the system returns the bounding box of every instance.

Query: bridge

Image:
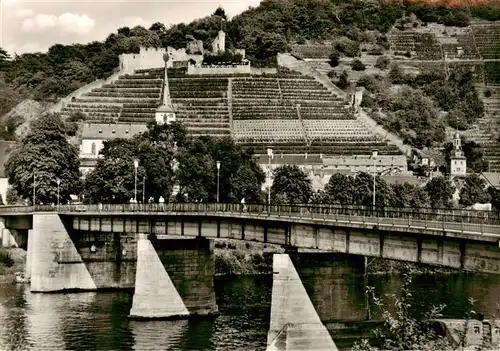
[0,203,499,351]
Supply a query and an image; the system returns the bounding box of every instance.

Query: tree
[459,174,491,207]
[409,186,431,209]
[149,22,166,32]
[0,47,11,70]
[352,172,374,207]
[84,122,187,204]
[391,183,413,208]
[176,138,217,202]
[333,37,360,57]
[375,55,390,70]
[271,165,313,205]
[352,59,366,71]
[4,113,81,205]
[325,173,355,205]
[176,136,264,203]
[6,187,24,205]
[213,6,228,20]
[337,71,350,90]
[83,138,140,204]
[329,50,340,67]
[424,176,454,209]
[136,122,187,202]
[388,63,405,84]
[488,186,500,211]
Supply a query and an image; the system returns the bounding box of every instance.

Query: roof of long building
[81,123,147,140]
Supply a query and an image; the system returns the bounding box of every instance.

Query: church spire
[155,53,176,125]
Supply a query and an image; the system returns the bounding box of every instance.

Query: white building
[212,30,226,53]
[450,132,467,177]
[79,124,147,176]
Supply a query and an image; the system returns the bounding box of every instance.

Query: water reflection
[131,320,188,350]
[0,284,31,350]
[1,274,500,350]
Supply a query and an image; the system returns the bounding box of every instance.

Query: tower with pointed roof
[450,132,467,177]
[212,30,226,54]
[155,53,176,125]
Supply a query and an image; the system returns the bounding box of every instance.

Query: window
[91,142,96,155]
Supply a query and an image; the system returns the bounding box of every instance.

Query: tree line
[4,113,500,211]
[1,0,500,108]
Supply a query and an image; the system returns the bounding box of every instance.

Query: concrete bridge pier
[267,252,366,351]
[28,213,97,292]
[0,217,25,248]
[129,235,218,319]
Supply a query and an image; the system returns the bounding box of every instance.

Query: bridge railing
[1,203,499,235]
[57,203,500,234]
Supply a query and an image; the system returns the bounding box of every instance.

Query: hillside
[1,0,500,163]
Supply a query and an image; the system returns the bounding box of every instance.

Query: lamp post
[133,159,139,203]
[33,172,36,206]
[216,161,221,203]
[56,178,61,209]
[372,150,378,210]
[142,175,146,204]
[267,148,273,206]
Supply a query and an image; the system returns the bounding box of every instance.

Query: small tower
[212,30,226,54]
[155,53,176,125]
[450,132,467,177]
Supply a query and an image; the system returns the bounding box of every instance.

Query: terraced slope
[60,70,163,124]
[64,66,401,156]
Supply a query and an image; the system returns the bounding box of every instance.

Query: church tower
[212,30,226,54]
[155,53,176,125]
[450,132,467,177]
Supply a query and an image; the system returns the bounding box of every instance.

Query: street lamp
[216,161,221,203]
[33,172,36,206]
[267,148,273,206]
[372,150,378,210]
[56,178,61,208]
[142,175,146,204]
[133,159,139,203]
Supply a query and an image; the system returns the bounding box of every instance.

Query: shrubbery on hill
[203,51,243,65]
[358,67,484,148]
[1,0,500,107]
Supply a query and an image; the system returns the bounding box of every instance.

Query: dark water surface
[1,273,500,350]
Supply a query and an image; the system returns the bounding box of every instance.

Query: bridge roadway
[0,203,499,237]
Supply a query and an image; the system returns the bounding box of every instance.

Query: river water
[1,273,500,351]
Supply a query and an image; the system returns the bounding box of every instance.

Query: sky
[0,0,261,55]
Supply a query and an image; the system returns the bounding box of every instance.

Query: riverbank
[0,248,26,284]
[366,257,462,275]
[214,239,284,276]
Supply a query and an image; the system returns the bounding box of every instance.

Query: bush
[388,63,405,84]
[485,89,492,98]
[352,59,366,71]
[334,37,360,57]
[446,109,469,130]
[357,75,378,92]
[360,94,377,108]
[375,56,390,70]
[67,111,86,123]
[329,50,340,67]
[0,249,14,267]
[337,71,350,90]
[214,254,235,275]
[203,50,243,65]
[368,45,384,56]
[327,70,337,79]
